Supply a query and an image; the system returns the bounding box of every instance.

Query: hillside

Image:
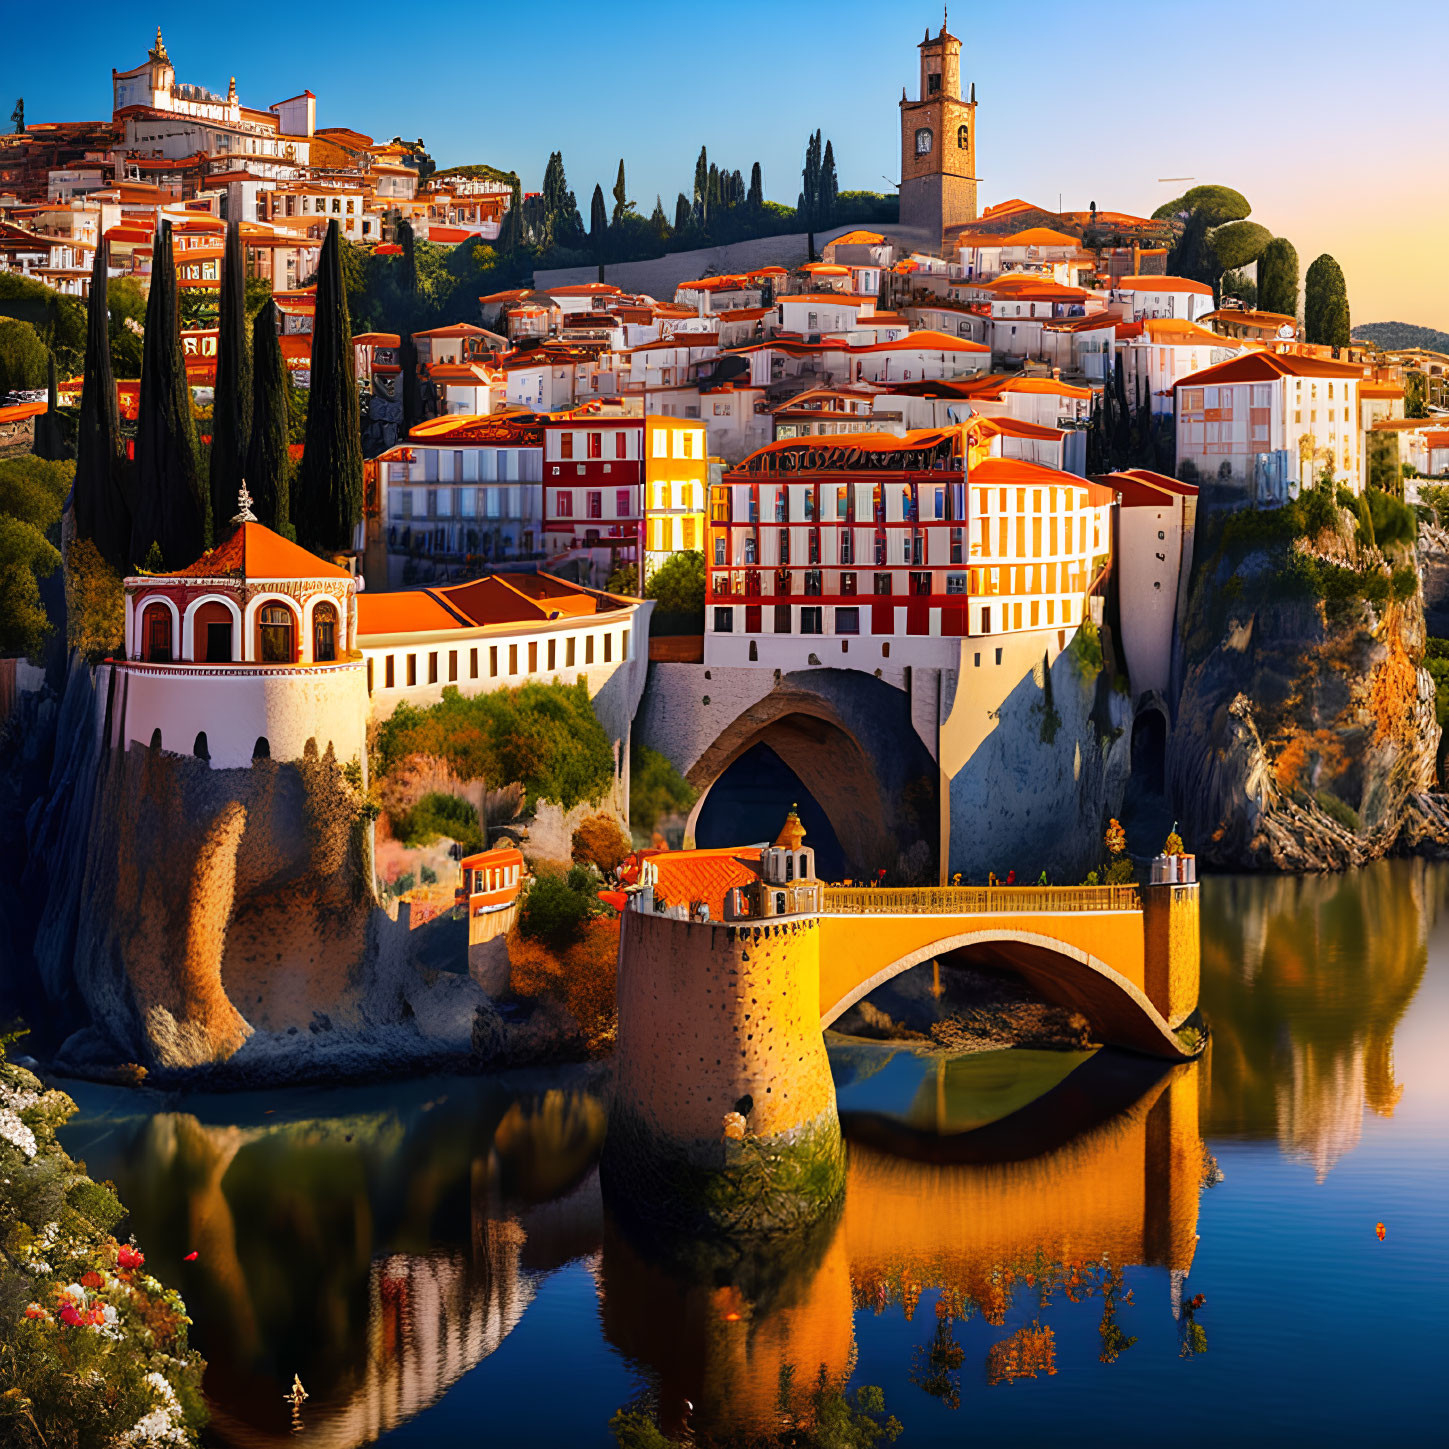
[434,162,518,187]
[1353,321,1449,355]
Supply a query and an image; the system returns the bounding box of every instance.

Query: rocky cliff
[5,659,506,1085]
[1170,487,1446,870]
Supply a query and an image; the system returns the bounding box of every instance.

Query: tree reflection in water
[1198,859,1447,1178]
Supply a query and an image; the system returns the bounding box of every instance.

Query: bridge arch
[684,680,937,879]
[820,926,1194,1060]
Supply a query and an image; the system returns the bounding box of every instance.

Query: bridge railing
[821,884,1142,915]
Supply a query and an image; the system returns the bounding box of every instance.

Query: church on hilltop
[897,15,978,251]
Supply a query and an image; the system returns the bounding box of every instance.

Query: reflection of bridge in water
[600,1058,1204,1439]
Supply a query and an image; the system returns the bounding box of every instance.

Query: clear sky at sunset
[6,0,1446,329]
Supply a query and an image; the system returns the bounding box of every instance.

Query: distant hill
[1352,321,1449,355]
[433,162,518,188]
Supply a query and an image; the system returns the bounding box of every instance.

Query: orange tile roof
[827,229,886,246]
[1175,351,1367,390]
[1116,274,1213,295]
[1140,318,1240,347]
[158,521,350,581]
[854,329,989,354]
[972,455,1116,503]
[998,376,1093,399]
[775,293,871,306]
[650,847,762,919]
[356,590,466,635]
[1106,468,1198,503]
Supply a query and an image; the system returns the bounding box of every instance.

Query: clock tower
[898,18,977,251]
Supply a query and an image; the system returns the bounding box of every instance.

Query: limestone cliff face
[13,659,500,1082]
[1170,496,1442,871]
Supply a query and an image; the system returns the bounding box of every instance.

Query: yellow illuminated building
[643,415,708,584]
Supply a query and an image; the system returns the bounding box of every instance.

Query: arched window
[258,604,295,663]
[785,853,794,882]
[957,123,969,149]
[313,601,338,662]
[143,604,172,662]
[914,127,933,157]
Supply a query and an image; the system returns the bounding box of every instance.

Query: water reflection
[1199,860,1443,1178]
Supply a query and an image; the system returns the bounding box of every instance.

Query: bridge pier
[604,909,845,1236]
[1142,856,1200,1030]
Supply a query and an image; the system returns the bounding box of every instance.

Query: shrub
[396,791,484,853]
[644,549,705,616]
[1367,489,1417,550]
[66,538,124,664]
[519,864,603,949]
[1104,857,1136,885]
[0,317,51,394]
[629,744,697,839]
[1315,789,1362,833]
[572,813,631,875]
[373,680,615,811]
[0,456,72,535]
[0,514,61,659]
[510,915,620,1048]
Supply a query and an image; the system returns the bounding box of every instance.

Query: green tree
[0,317,49,394]
[645,548,705,617]
[693,145,709,227]
[1220,268,1258,309]
[820,138,839,229]
[105,274,146,377]
[295,219,362,553]
[10,98,22,133]
[1152,184,1250,226]
[648,195,669,242]
[0,513,60,657]
[1304,253,1350,347]
[209,219,252,534]
[612,158,630,224]
[748,160,763,209]
[590,182,609,283]
[674,192,690,233]
[630,744,697,839]
[1257,237,1299,319]
[500,175,523,251]
[1404,371,1428,419]
[73,241,130,570]
[245,298,291,534]
[33,351,64,461]
[131,220,204,570]
[799,129,823,258]
[1208,220,1271,274]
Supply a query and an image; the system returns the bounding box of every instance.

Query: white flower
[117,1373,188,1448]
[0,1108,37,1159]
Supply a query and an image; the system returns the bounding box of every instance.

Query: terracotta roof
[827,229,886,246]
[854,329,989,354]
[1115,275,1213,295]
[1175,351,1367,389]
[157,521,350,581]
[1105,468,1198,503]
[971,455,1117,504]
[1139,318,1240,347]
[433,573,602,625]
[998,376,1093,399]
[650,847,763,919]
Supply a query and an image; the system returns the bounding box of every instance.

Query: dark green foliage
[1367,488,1416,549]
[0,456,71,534]
[209,219,251,534]
[820,139,839,229]
[398,218,417,298]
[748,161,763,208]
[397,791,484,853]
[1257,237,1299,318]
[1366,427,1402,497]
[131,220,204,569]
[1315,789,1362,832]
[590,182,609,280]
[0,273,85,378]
[800,129,824,257]
[1304,254,1350,347]
[295,219,362,553]
[0,316,49,393]
[674,192,690,232]
[630,743,697,838]
[612,159,629,224]
[519,865,603,950]
[1220,268,1257,308]
[32,351,67,461]
[644,548,705,617]
[1209,220,1271,273]
[245,299,291,533]
[1403,371,1428,419]
[1153,184,1250,225]
[1351,320,1449,354]
[372,680,616,811]
[74,242,128,568]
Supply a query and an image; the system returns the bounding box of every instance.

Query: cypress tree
[649,194,668,241]
[209,219,251,538]
[1304,254,1350,347]
[674,192,690,233]
[500,175,523,251]
[612,159,628,224]
[131,220,204,569]
[35,351,61,461]
[693,146,708,226]
[294,219,362,554]
[398,217,418,297]
[1257,237,1299,318]
[589,182,608,283]
[800,130,823,259]
[748,162,763,209]
[245,298,290,533]
[73,239,129,569]
[820,139,838,229]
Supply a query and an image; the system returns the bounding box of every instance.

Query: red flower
[117,1245,145,1270]
[80,1271,103,1289]
[24,1303,48,1320]
[58,1305,84,1327]
[183,1251,198,1262]
[89,1305,108,1326]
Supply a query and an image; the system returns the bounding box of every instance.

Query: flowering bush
[0,1043,206,1448]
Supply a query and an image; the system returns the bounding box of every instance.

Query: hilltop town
[1,19,1448,1088]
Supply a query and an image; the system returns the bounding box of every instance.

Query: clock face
[915,127,933,156]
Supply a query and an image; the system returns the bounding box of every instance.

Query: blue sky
[5,1,1447,327]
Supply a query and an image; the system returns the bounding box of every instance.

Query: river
[58,860,1448,1446]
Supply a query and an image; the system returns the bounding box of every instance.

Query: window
[805,569,822,596]
[957,123,969,149]
[489,645,498,677]
[874,572,892,595]
[585,634,595,664]
[145,606,173,662]
[842,571,857,595]
[910,571,931,596]
[915,127,934,155]
[622,628,630,659]
[557,492,573,518]
[406,653,417,687]
[385,654,395,688]
[616,489,630,516]
[615,432,627,459]
[528,641,537,672]
[508,644,518,674]
[801,606,823,634]
[588,432,602,459]
[312,602,338,662]
[428,651,438,684]
[448,650,458,682]
[470,647,478,679]
[946,573,968,594]
[779,529,790,563]
[547,638,556,671]
[715,537,727,565]
[927,72,941,94]
[604,633,612,663]
[566,636,576,666]
[774,604,792,633]
[652,428,667,458]
[588,491,602,519]
[715,605,735,633]
[259,604,294,663]
[836,606,860,635]
[560,432,574,460]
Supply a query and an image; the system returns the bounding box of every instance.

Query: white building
[1111,275,1215,324]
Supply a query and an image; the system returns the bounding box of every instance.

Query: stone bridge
[605,867,1202,1234]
